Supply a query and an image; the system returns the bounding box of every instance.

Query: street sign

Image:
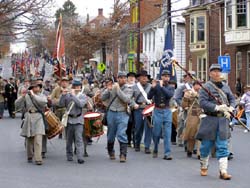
[218,56,230,73]
[97,62,106,72]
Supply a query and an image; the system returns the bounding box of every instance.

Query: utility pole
[167,0,171,26]
[136,0,141,73]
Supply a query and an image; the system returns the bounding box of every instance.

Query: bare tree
[0,0,54,44]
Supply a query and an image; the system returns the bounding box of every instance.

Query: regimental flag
[53,14,66,77]
[53,59,66,78]
[159,23,177,82]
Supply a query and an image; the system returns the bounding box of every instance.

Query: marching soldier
[101,71,138,163]
[35,77,49,159]
[5,77,18,118]
[132,70,152,153]
[59,78,87,164]
[181,81,202,159]
[196,64,235,180]
[174,71,196,147]
[15,78,48,165]
[148,70,175,160]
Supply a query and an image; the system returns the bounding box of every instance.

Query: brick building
[127,0,162,72]
[184,0,250,93]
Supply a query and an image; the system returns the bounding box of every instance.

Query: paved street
[0,112,249,188]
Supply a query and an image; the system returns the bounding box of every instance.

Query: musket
[172,59,250,132]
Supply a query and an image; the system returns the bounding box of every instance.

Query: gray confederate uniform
[59,91,87,162]
[15,93,47,163]
[101,74,135,162]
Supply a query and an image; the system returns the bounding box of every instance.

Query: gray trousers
[66,123,84,160]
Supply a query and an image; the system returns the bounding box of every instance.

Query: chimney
[98,8,103,16]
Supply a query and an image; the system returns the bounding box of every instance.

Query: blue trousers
[152,108,172,156]
[107,111,129,143]
[134,108,152,149]
[200,132,229,160]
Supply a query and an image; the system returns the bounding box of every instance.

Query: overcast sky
[11,0,188,53]
[55,0,120,17]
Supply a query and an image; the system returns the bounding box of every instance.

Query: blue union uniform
[148,82,175,158]
[197,81,235,158]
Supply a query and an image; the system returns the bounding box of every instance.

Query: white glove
[199,114,207,119]
[228,106,235,113]
[215,104,228,112]
[224,111,231,119]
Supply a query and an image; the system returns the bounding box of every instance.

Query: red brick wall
[184,3,250,94]
[140,0,162,28]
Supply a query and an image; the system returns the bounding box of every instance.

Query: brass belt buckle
[159,103,165,108]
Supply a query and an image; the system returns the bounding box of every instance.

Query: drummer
[59,78,87,164]
[132,70,152,153]
[148,70,175,160]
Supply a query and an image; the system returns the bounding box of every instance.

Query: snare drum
[142,104,155,117]
[142,104,155,128]
[45,110,64,139]
[83,112,104,138]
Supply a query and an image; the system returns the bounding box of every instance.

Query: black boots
[107,142,115,160]
[119,142,127,163]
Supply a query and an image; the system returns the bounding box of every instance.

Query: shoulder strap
[107,95,118,111]
[136,82,151,104]
[28,94,43,113]
[107,86,127,110]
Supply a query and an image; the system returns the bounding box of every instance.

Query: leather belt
[205,112,224,117]
[69,113,81,118]
[155,106,169,109]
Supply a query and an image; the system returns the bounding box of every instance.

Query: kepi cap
[117,71,127,78]
[209,64,222,72]
[72,78,82,86]
[127,72,136,78]
[161,70,171,76]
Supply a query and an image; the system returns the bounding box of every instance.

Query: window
[190,15,205,43]
[191,0,198,6]
[247,52,250,84]
[226,1,232,29]
[236,52,242,80]
[197,56,207,81]
[237,0,247,27]
[145,33,147,51]
[197,16,205,41]
[190,18,194,43]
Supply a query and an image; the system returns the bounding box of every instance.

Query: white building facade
[142,21,186,83]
